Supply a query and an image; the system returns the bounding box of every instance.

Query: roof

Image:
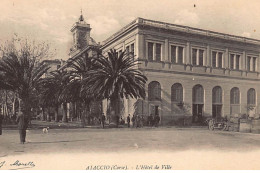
[102,17,260,47]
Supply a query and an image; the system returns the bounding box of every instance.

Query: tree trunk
[62,103,68,122]
[81,108,86,127]
[41,107,45,121]
[109,97,120,128]
[12,96,16,118]
[46,107,51,122]
[54,105,59,122]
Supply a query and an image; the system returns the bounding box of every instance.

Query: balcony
[137,59,260,80]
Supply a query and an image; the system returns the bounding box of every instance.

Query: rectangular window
[148,42,153,61]
[199,50,204,66]
[126,46,129,53]
[171,46,176,63]
[230,54,234,69]
[247,56,251,71]
[212,51,217,67]
[155,43,161,61]
[131,43,134,54]
[218,52,223,68]
[178,47,183,64]
[236,55,240,70]
[253,57,257,72]
[192,49,197,65]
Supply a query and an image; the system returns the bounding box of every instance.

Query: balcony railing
[102,17,260,46]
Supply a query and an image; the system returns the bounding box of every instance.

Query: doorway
[212,104,222,118]
[192,84,204,124]
[150,105,159,116]
[192,104,203,123]
[212,86,222,119]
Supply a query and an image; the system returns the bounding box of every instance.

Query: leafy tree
[83,49,147,127]
[0,37,51,118]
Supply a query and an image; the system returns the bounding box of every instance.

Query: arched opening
[171,83,184,113]
[148,81,161,116]
[230,87,240,115]
[192,84,204,123]
[148,81,161,101]
[212,86,222,118]
[247,88,256,116]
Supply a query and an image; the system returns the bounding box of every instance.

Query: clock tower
[70,11,92,53]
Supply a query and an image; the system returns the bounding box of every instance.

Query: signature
[10,160,35,169]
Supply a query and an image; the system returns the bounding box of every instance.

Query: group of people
[99,113,161,128]
[1,107,161,144]
[125,114,160,128]
[147,114,161,127]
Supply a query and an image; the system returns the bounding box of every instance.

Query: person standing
[131,115,136,128]
[115,115,119,127]
[16,104,29,144]
[0,112,3,135]
[135,115,139,128]
[148,114,152,127]
[101,113,105,129]
[127,114,130,128]
[155,114,160,127]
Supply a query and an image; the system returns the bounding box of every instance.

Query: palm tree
[0,40,50,117]
[83,49,147,127]
[63,52,96,126]
[38,69,70,122]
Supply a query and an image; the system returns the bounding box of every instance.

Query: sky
[1,0,260,60]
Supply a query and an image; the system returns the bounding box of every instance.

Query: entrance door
[212,105,222,118]
[149,105,159,116]
[192,104,203,123]
[192,84,204,124]
[212,86,222,119]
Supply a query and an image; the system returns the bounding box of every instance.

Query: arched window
[230,87,240,115]
[212,86,222,118]
[212,86,222,104]
[230,87,240,104]
[171,83,183,103]
[148,81,161,101]
[192,84,204,104]
[247,88,256,105]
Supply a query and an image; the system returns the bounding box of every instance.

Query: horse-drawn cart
[206,117,229,131]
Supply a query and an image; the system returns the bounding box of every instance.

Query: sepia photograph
[0,0,260,171]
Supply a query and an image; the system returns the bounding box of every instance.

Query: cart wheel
[221,125,227,131]
[208,120,214,131]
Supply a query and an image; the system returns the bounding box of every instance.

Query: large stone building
[101,17,260,125]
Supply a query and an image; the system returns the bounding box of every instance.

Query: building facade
[101,18,260,125]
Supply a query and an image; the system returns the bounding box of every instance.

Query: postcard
[0,0,260,171]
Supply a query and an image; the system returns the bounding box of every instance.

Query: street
[1,127,260,170]
[1,127,260,155]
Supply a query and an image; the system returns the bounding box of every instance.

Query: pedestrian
[135,115,139,128]
[151,114,155,127]
[16,102,29,144]
[148,114,152,127]
[101,113,105,128]
[131,115,136,128]
[115,115,119,127]
[140,115,144,128]
[0,112,3,135]
[127,114,130,128]
[155,114,160,127]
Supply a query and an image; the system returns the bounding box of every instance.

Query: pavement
[2,120,207,130]
[1,122,260,170]
[1,124,260,155]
